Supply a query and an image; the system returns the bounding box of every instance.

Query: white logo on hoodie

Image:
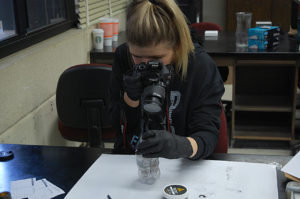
[169,91,181,134]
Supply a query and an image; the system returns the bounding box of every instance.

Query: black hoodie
[109,42,225,160]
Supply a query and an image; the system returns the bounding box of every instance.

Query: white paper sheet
[10,178,64,199]
[10,178,36,199]
[281,151,300,179]
[65,154,278,199]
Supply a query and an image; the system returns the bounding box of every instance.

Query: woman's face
[128,41,175,65]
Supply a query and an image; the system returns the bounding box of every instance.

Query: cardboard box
[248,37,279,50]
[248,26,280,40]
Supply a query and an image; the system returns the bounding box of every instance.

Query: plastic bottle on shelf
[136,154,160,184]
[235,12,252,48]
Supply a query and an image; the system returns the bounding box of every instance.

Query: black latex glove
[136,130,193,159]
[123,71,143,101]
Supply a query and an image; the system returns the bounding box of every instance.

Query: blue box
[248,38,279,50]
[248,26,280,40]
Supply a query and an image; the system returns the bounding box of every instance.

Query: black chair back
[56,64,112,147]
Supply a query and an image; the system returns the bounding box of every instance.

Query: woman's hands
[136,130,194,159]
[123,71,143,107]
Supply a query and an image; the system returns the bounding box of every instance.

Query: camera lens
[143,97,162,113]
[142,85,165,114]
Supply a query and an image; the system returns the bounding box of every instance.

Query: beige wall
[203,0,226,30]
[0,12,127,146]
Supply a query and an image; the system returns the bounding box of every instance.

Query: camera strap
[165,84,171,133]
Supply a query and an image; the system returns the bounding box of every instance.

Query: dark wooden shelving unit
[232,60,298,141]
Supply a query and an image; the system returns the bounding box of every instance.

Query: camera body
[134,60,171,88]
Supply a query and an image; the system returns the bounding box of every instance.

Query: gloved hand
[136,130,193,159]
[123,71,143,101]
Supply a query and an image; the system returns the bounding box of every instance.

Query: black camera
[133,61,172,115]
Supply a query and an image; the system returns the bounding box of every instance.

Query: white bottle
[136,154,160,184]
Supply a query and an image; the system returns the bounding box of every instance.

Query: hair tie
[149,0,159,5]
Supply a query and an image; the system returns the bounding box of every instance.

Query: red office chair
[56,64,115,148]
[191,22,229,81]
[213,105,228,153]
[191,22,222,36]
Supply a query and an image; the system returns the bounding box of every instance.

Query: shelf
[233,111,293,141]
[234,124,292,141]
[235,95,293,112]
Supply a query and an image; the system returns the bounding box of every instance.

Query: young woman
[109,0,224,160]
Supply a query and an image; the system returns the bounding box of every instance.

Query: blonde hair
[126,0,194,79]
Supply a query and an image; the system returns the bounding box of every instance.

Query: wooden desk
[0,144,292,199]
[0,144,110,199]
[90,31,300,142]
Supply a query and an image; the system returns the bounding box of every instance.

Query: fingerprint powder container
[163,185,188,199]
